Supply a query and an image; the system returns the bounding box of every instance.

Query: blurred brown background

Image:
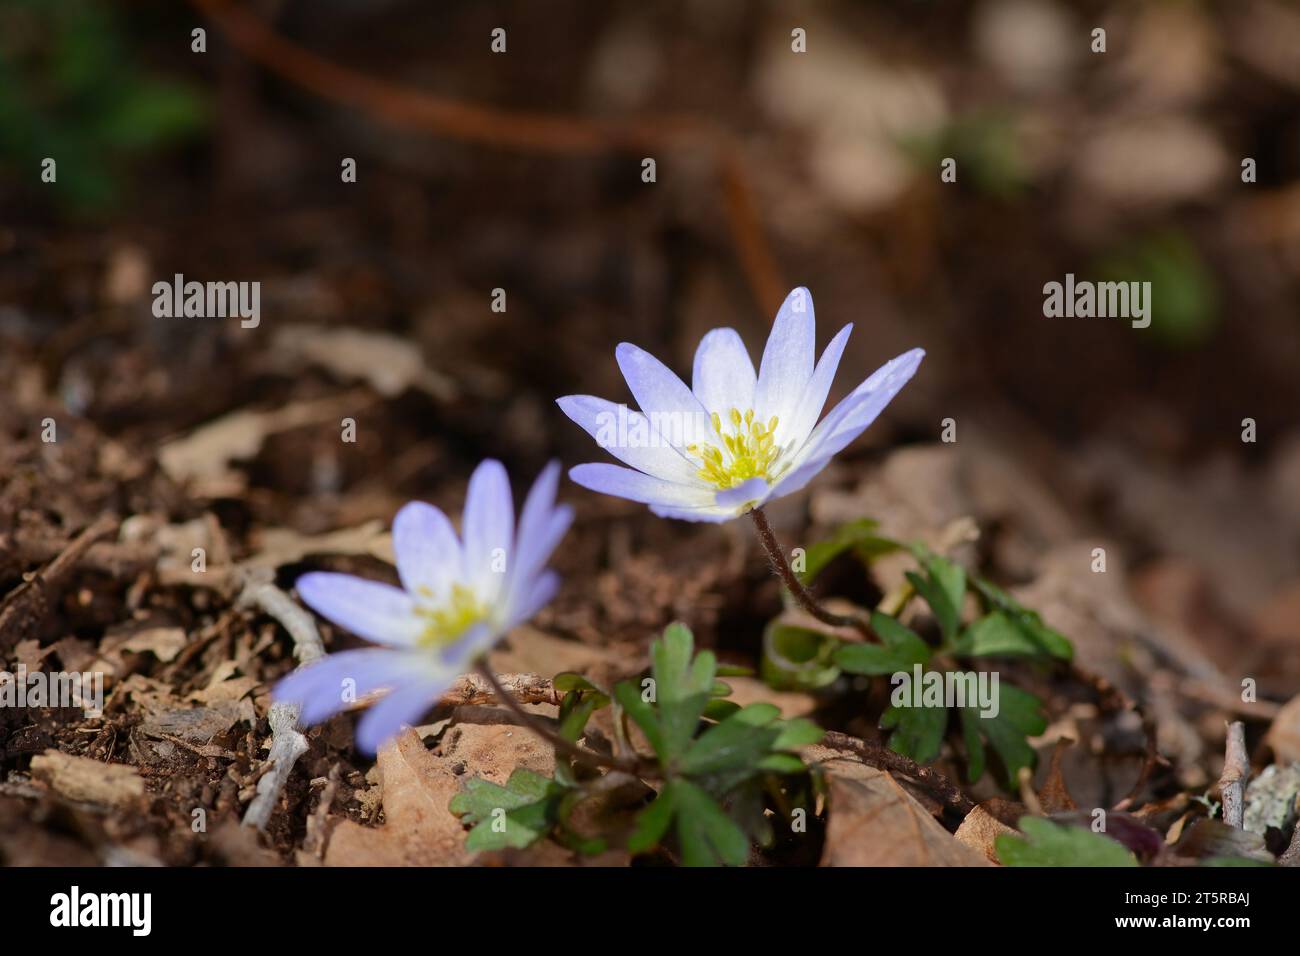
[2,0,1299,715]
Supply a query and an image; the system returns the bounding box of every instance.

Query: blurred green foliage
[1096,231,1221,348]
[0,0,207,212]
[905,111,1030,199]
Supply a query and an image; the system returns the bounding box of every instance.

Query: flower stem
[748,507,872,639]
[474,662,645,776]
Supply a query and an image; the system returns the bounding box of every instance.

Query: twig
[437,672,559,709]
[237,569,325,830]
[821,730,974,815]
[473,662,650,777]
[187,0,784,316]
[1218,720,1249,829]
[0,514,118,654]
[749,508,872,638]
[303,763,341,860]
[1017,766,1045,817]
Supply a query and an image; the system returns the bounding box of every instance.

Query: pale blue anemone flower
[274,459,572,754]
[558,288,924,522]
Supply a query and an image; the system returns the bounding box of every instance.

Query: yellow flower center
[686,408,785,490]
[414,583,487,647]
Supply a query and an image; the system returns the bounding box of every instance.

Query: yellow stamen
[414,583,486,647]
[686,407,787,489]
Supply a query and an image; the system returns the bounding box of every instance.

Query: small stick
[1218,720,1249,829]
[821,730,974,815]
[303,763,341,860]
[437,672,559,709]
[238,569,324,830]
[0,514,118,653]
[749,508,872,638]
[474,663,649,776]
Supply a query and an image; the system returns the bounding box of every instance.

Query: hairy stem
[474,662,648,776]
[821,730,974,815]
[749,508,872,638]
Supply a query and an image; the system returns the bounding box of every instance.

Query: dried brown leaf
[809,745,990,867]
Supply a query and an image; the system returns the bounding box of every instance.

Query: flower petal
[392,501,461,599]
[295,572,422,647]
[782,322,853,449]
[462,459,514,600]
[615,342,712,441]
[508,569,561,625]
[505,463,573,620]
[647,501,736,523]
[555,395,700,484]
[754,287,815,432]
[356,675,449,754]
[801,348,925,463]
[436,620,496,667]
[713,476,770,511]
[274,648,413,726]
[569,463,714,509]
[691,327,756,415]
[767,453,834,503]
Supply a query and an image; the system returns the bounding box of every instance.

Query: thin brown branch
[749,508,872,638]
[437,672,559,709]
[188,0,784,315]
[0,514,118,654]
[473,663,648,777]
[821,730,974,815]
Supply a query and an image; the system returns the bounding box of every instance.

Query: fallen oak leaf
[325,727,470,867]
[807,744,990,867]
[325,717,558,866]
[954,804,1017,864]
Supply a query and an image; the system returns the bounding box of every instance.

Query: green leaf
[997,817,1139,867]
[614,680,665,755]
[881,698,947,764]
[627,784,677,855]
[651,623,716,760]
[678,704,782,776]
[701,699,743,721]
[771,717,825,751]
[553,672,610,700]
[960,706,986,782]
[671,780,751,867]
[798,518,900,586]
[715,664,754,678]
[959,683,1047,784]
[761,621,841,691]
[554,693,602,786]
[450,769,567,852]
[923,552,967,622]
[833,611,931,675]
[954,612,1044,657]
[905,570,961,643]
[970,577,1073,661]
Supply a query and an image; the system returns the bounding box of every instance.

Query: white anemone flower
[274,459,572,754]
[558,288,924,522]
